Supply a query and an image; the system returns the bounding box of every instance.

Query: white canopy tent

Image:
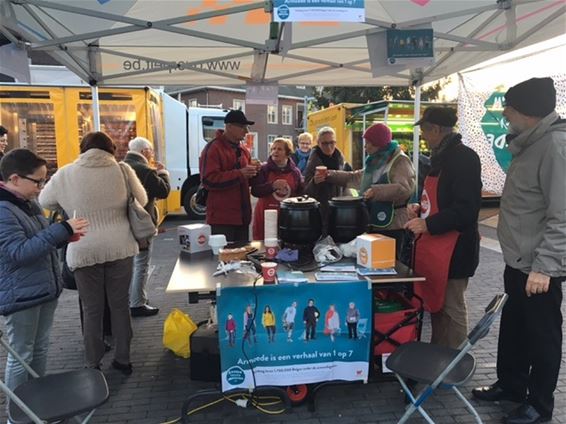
[1,0,564,178]
[0,0,564,87]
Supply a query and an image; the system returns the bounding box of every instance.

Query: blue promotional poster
[274,0,365,23]
[217,282,371,392]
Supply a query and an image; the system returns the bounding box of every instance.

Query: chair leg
[452,387,483,424]
[74,408,97,423]
[395,376,435,424]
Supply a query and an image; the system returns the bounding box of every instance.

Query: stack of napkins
[277,270,308,284]
[314,272,361,282]
[356,267,397,276]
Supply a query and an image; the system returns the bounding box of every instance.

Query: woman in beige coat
[39,132,147,374]
[329,123,415,258]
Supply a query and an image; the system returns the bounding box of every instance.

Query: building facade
[169,86,308,161]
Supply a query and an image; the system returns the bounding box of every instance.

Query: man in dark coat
[200,110,259,243]
[124,137,170,317]
[405,107,482,349]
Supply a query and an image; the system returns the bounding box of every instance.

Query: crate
[190,324,220,382]
[373,292,421,356]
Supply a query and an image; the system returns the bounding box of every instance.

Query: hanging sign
[481,90,512,173]
[274,0,365,22]
[386,29,434,65]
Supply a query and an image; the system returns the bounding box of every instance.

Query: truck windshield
[202,116,225,142]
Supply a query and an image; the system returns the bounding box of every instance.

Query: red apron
[413,175,460,313]
[252,170,298,240]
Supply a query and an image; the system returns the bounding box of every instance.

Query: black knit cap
[415,106,458,127]
[504,77,556,117]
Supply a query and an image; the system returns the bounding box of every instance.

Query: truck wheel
[183,186,206,220]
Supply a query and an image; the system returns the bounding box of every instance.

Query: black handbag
[59,243,77,290]
[49,210,77,290]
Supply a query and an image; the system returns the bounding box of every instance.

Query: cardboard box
[178,224,211,254]
[356,233,396,269]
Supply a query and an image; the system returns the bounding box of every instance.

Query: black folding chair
[385,293,508,424]
[0,330,109,423]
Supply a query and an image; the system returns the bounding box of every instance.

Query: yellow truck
[0,84,229,221]
[307,100,441,169]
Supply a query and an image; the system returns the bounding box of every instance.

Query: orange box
[356,234,396,269]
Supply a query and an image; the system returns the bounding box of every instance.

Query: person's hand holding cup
[250,158,262,171]
[407,203,421,220]
[240,164,258,179]
[67,217,89,242]
[314,166,328,184]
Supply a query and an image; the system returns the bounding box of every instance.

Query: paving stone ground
[0,213,564,424]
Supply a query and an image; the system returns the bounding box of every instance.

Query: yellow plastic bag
[163,308,198,358]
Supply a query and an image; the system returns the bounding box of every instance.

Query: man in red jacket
[200,110,258,242]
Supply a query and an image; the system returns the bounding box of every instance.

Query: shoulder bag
[119,163,157,243]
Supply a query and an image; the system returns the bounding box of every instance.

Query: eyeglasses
[320,141,336,146]
[18,175,47,188]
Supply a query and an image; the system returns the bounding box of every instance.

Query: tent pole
[91,84,101,131]
[412,83,421,192]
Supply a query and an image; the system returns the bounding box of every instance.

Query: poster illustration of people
[217,282,371,392]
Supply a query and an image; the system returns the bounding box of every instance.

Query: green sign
[481,91,512,172]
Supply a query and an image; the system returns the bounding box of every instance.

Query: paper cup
[264,238,279,259]
[261,262,278,284]
[315,165,328,178]
[208,234,227,255]
[68,233,81,242]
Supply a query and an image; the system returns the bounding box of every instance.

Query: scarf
[430,133,462,173]
[312,146,341,170]
[294,149,310,173]
[360,141,399,193]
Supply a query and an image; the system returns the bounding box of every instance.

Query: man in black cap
[405,106,482,349]
[472,77,566,424]
[199,110,259,242]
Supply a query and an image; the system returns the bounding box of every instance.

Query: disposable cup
[315,165,328,178]
[208,234,227,255]
[68,233,81,242]
[264,238,279,259]
[261,262,278,284]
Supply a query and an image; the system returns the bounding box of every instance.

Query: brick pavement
[0,214,564,423]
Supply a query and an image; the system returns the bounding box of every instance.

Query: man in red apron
[404,107,482,349]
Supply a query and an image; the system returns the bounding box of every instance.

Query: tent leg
[412,83,421,192]
[91,84,101,131]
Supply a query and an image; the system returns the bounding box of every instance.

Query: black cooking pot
[279,195,322,245]
[328,196,369,243]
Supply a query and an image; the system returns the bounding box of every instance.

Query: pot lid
[330,196,365,203]
[281,195,319,208]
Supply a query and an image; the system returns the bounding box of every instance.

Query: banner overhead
[274,0,365,22]
[217,282,371,392]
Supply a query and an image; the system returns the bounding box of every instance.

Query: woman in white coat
[40,132,147,374]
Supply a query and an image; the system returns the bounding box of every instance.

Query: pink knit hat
[363,123,392,150]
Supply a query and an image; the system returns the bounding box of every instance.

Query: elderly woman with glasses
[304,127,355,236]
[290,132,313,175]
